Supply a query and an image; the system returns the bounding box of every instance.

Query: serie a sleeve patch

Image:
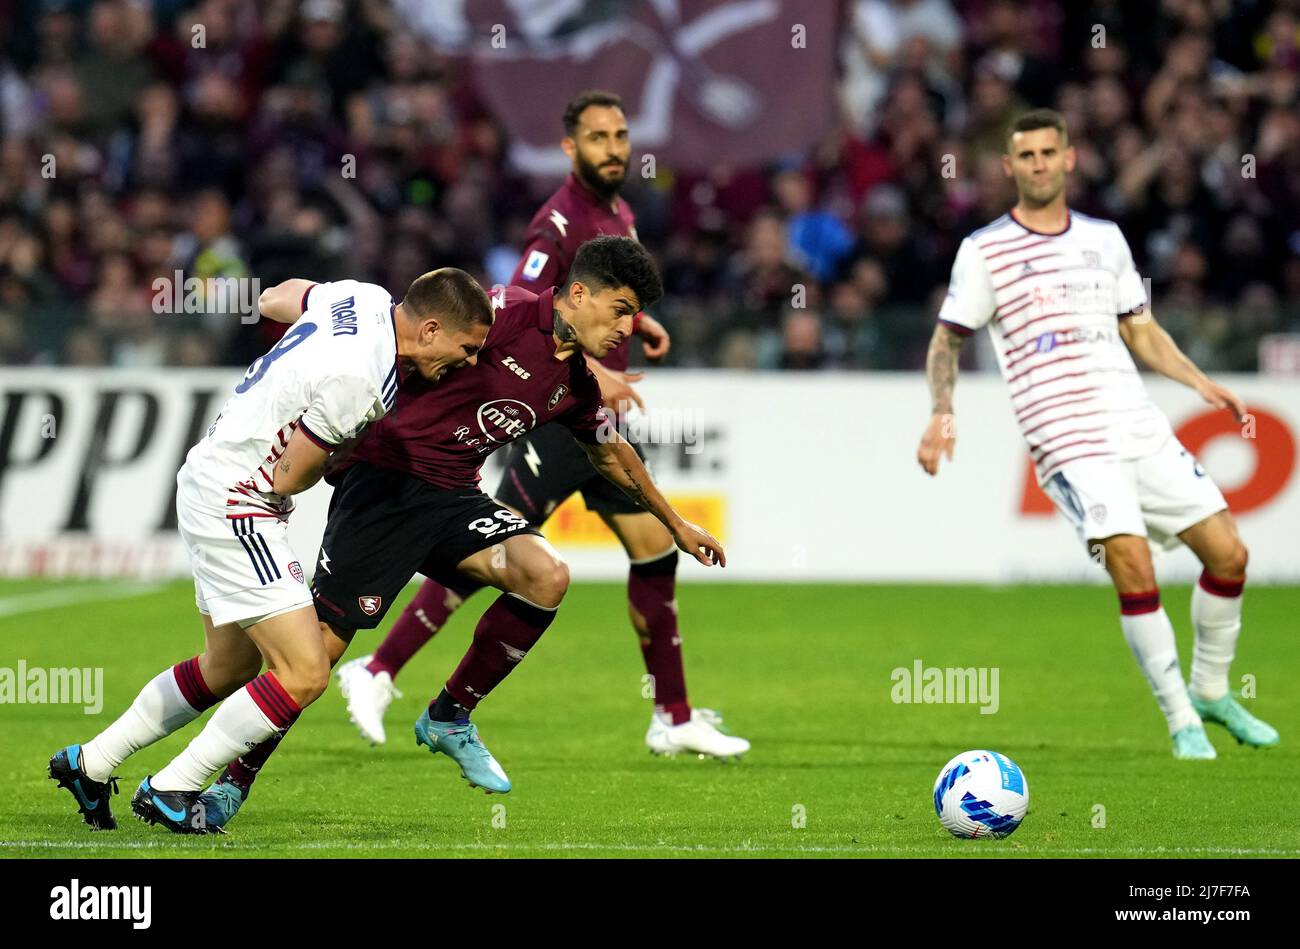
[521,249,549,280]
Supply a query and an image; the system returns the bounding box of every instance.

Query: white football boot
[645,707,750,759]
[336,655,401,745]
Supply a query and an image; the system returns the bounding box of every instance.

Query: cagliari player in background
[337,90,750,759]
[917,109,1278,760]
[48,270,492,832]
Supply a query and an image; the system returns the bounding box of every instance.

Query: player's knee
[1102,541,1155,591]
[232,653,263,685]
[520,557,569,608]
[198,650,262,697]
[1218,542,1248,580]
[299,660,331,705]
[279,654,331,706]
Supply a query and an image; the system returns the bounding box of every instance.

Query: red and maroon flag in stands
[394,0,837,174]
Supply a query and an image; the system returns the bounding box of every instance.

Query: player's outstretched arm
[257,279,317,324]
[579,434,725,567]
[917,323,966,475]
[1119,308,1247,421]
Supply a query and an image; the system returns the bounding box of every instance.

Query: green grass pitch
[1,578,1296,858]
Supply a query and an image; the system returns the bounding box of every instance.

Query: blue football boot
[414,710,511,794]
[48,744,118,830]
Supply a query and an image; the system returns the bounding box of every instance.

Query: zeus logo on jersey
[502,356,531,379]
[521,250,549,280]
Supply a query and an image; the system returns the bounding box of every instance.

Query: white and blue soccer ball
[933,750,1029,839]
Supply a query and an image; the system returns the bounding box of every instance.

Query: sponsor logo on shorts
[288,561,304,583]
[1088,503,1107,524]
[548,384,569,410]
[358,595,383,616]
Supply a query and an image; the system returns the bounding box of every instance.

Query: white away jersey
[938,210,1171,481]
[180,279,400,517]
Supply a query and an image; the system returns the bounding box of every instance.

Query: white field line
[2,840,1297,856]
[0,583,164,618]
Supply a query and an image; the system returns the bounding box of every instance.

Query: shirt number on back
[236,322,318,393]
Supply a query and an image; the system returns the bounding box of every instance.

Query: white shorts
[1040,435,1227,553]
[176,498,313,629]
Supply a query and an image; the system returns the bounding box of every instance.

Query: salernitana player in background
[917,109,1278,760]
[337,90,750,759]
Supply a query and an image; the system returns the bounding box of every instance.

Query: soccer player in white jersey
[917,109,1278,760]
[48,270,493,832]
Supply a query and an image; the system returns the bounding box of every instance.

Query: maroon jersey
[511,172,639,371]
[349,286,608,490]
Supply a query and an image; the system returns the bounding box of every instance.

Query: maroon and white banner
[394,0,838,174]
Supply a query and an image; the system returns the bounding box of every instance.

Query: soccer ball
[933,749,1029,839]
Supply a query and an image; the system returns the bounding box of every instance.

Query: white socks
[1189,572,1245,702]
[1119,591,1199,735]
[151,673,298,792]
[80,658,215,783]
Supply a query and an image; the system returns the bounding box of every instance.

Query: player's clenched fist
[672,520,726,567]
[917,412,956,476]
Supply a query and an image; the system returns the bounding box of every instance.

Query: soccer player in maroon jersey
[192,236,725,826]
[337,90,751,759]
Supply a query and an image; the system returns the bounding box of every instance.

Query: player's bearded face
[569,107,631,199]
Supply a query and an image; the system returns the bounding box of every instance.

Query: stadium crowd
[0,0,1297,372]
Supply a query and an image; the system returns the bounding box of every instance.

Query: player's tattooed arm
[579,435,726,567]
[258,279,317,323]
[917,324,966,476]
[1119,308,1246,420]
[926,323,966,416]
[272,427,331,496]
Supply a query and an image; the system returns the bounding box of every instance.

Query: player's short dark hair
[566,235,663,310]
[401,268,494,330]
[1007,109,1069,150]
[563,90,624,136]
